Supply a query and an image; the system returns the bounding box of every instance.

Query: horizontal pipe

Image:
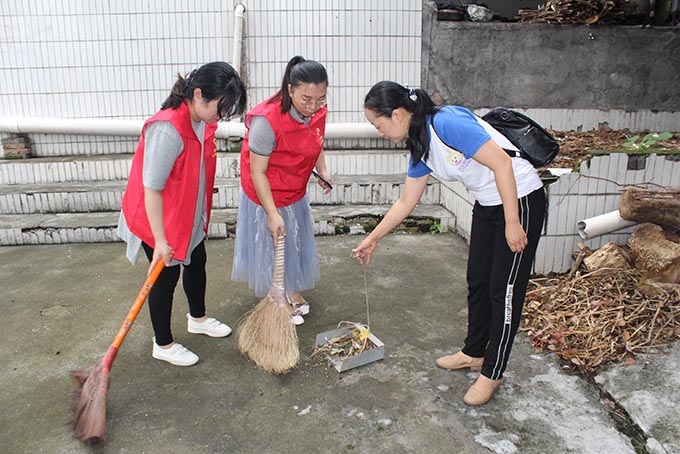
[325,122,378,139]
[577,210,637,240]
[0,117,379,140]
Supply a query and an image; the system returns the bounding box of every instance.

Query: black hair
[269,55,328,114]
[364,81,439,164]
[161,61,247,120]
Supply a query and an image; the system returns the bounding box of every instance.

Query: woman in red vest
[118,62,246,366]
[232,56,332,325]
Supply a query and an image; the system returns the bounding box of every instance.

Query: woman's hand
[267,211,286,244]
[352,237,378,265]
[148,239,173,275]
[316,169,333,194]
[505,221,528,253]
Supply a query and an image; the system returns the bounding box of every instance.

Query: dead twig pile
[312,321,377,361]
[517,0,626,25]
[550,129,680,170]
[522,268,680,376]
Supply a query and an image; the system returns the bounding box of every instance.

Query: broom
[237,234,299,374]
[70,257,167,446]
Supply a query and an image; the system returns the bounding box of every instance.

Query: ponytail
[161,72,193,110]
[269,55,328,114]
[407,87,438,163]
[364,81,439,164]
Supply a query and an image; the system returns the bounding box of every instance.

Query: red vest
[121,101,217,261]
[240,98,326,207]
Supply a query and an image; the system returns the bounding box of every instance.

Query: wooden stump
[583,241,632,271]
[628,223,680,284]
[619,187,680,230]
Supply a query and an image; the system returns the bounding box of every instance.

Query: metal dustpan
[314,324,384,373]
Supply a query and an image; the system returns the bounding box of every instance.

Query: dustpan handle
[270,234,286,296]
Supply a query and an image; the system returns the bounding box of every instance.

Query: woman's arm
[250,152,286,242]
[352,174,430,264]
[472,139,528,252]
[144,187,173,273]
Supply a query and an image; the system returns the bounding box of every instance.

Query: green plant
[623,132,672,150]
[430,221,442,234]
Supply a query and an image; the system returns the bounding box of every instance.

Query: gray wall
[422,0,680,112]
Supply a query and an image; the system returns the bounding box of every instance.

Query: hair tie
[186,68,198,84]
[404,85,418,102]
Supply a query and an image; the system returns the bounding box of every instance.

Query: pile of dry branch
[312,322,377,362]
[550,129,680,169]
[522,268,680,376]
[517,0,627,24]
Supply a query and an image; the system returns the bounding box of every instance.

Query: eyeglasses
[295,94,328,109]
[301,98,327,108]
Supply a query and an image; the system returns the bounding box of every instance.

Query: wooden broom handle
[270,234,286,296]
[110,257,168,349]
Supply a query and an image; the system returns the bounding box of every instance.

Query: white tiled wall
[1,0,422,155]
[243,0,422,123]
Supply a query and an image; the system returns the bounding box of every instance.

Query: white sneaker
[291,314,304,326]
[291,300,310,316]
[152,338,199,366]
[187,315,232,337]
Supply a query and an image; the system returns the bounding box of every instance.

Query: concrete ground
[0,234,678,454]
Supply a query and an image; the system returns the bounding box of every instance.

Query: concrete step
[0,174,440,214]
[0,204,455,245]
[0,149,410,184]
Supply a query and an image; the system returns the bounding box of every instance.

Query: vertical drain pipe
[218,3,247,140]
[232,4,246,76]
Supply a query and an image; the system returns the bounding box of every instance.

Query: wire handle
[362,261,370,329]
[351,252,371,330]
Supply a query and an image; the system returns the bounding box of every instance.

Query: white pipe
[325,122,378,139]
[0,116,246,138]
[232,4,246,75]
[0,117,143,136]
[0,117,378,140]
[577,210,638,240]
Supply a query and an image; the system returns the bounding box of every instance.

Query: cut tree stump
[583,241,632,271]
[628,223,680,284]
[619,187,680,230]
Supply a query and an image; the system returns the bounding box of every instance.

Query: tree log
[583,241,632,271]
[628,223,680,284]
[619,187,680,230]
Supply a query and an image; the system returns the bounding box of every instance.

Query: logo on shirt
[316,128,324,146]
[445,150,464,166]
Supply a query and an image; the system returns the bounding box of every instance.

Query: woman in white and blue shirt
[353,81,545,406]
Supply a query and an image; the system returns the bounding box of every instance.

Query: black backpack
[482,107,560,168]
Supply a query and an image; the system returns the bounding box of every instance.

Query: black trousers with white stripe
[462,187,545,380]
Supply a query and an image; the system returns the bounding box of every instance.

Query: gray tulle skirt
[231,190,320,298]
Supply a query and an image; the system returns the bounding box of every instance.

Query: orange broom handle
[110,258,168,350]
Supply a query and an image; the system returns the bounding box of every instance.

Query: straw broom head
[69,361,111,446]
[237,294,299,374]
[237,234,299,374]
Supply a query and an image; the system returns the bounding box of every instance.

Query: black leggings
[463,188,545,380]
[142,241,207,346]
